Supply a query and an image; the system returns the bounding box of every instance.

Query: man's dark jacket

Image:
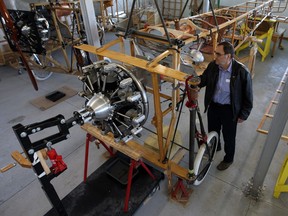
[198,59,253,121]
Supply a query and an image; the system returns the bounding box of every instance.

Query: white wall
[220,0,244,7]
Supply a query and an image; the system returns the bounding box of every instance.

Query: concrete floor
[0,36,288,216]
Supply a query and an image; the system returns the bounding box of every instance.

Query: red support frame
[171,178,190,199]
[83,133,92,182]
[83,133,115,182]
[123,159,156,212]
[83,133,156,213]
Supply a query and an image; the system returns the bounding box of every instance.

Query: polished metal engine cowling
[76,61,149,142]
[86,93,113,120]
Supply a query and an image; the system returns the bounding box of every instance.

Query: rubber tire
[193,131,218,185]
[32,70,53,81]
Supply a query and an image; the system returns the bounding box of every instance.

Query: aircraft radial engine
[76,61,149,143]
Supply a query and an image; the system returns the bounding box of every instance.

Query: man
[198,41,253,171]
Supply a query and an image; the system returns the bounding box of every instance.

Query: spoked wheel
[18,67,53,81]
[193,131,218,185]
[32,70,53,81]
[30,54,53,81]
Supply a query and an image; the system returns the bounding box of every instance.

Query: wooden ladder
[257,67,288,141]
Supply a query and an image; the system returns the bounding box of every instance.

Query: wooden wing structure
[0,1,87,76]
[2,0,288,185]
[75,0,288,183]
[28,1,84,75]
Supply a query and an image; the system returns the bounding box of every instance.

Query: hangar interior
[0,0,288,215]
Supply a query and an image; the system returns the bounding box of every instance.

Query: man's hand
[238,118,244,123]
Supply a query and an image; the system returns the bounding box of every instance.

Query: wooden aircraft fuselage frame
[74,0,288,182]
[6,1,85,75]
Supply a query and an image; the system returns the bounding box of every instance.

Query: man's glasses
[214,51,226,57]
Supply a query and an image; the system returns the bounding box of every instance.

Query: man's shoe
[217,161,232,171]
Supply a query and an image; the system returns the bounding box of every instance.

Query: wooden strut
[5,0,279,85]
[74,0,284,182]
[139,0,275,74]
[81,123,189,180]
[3,0,285,90]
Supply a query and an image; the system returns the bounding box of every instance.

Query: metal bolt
[66,134,71,139]
[32,129,36,133]
[46,141,52,148]
[36,127,41,131]
[72,121,77,125]
[20,132,27,138]
[28,149,34,155]
[60,119,65,124]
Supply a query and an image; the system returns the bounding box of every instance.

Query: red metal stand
[124,160,136,212]
[83,133,156,212]
[83,133,92,182]
[123,159,156,212]
[83,133,115,182]
[171,178,192,203]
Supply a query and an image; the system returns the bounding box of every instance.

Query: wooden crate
[132,8,142,25]
[0,41,16,66]
[146,10,161,25]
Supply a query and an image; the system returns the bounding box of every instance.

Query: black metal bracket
[12,114,81,216]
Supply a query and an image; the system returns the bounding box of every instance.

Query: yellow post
[257,27,273,62]
[273,154,288,198]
